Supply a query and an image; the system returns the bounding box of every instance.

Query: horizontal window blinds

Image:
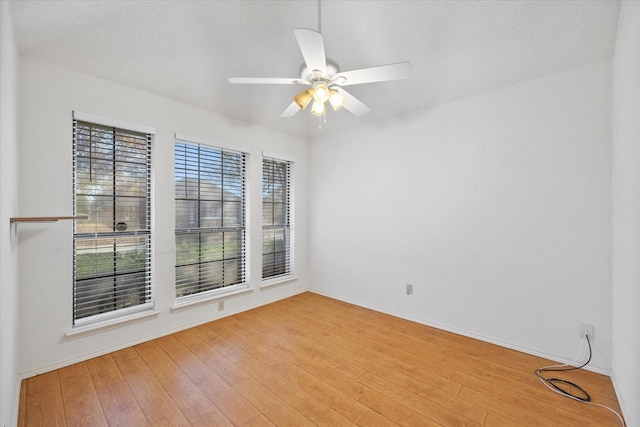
[175,141,247,298]
[262,157,292,280]
[73,120,152,324]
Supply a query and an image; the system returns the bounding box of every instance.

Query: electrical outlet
[406,283,413,295]
[579,323,594,340]
[218,300,225,311]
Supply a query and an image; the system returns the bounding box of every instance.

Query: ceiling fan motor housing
[300,59,340,82]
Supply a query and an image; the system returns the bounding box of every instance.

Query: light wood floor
[19,292,624,426]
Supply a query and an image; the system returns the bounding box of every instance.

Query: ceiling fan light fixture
[328,89,344,111]
[294,89,313,109]
[311,99,326,116]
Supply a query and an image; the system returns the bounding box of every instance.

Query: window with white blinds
[73,119,152,325]
[175,140,247,299]
[262,156,292,280]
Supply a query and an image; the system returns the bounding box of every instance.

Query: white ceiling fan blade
[229,77,309,85]
[333,62,413,86]
[294,28,327,76]
[334,87,370,116]
[280,101,302,118]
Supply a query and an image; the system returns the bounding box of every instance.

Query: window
[262,156,293,281]
[73,119,152,326]
[174,140,247,299]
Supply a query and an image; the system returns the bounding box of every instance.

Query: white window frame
[173,133,250,308]
[261,152,295,287]
[72,111,155,328]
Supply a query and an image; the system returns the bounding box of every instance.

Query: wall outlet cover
[579,323,594,340]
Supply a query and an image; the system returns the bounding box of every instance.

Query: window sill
[171,285,253,312]
[65,309,160,339]
[260,275,297,289]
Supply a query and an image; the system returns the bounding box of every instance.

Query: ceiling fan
[228,26,413,121]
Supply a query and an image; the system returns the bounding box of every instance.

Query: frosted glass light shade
[294,89,313,109]
[312,82,330,103]
[311,99,326,116]
[328,89,344,111]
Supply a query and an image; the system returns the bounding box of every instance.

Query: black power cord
[534,334,592,402]
[534,334,627,426]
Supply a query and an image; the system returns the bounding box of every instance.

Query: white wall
[612,1,640,425]
[17,58,309,376]
[0,2,20,426]
[13,15,633,425]
[309,61,613,371]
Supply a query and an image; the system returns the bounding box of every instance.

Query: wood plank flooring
[18,292,625,426]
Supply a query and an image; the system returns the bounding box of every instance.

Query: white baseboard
[10,377,21,427]
[610,370,632,427]
[19,288,307,380]
[308,289,612,377]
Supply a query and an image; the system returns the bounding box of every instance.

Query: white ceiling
[9,0,620,139]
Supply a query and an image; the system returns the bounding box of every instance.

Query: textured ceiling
[9,0,620,139]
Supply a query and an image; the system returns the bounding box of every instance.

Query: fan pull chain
[317,112,327,128]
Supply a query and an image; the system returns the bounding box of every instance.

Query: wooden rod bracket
[9,215,88,236]
[10,215,88,224]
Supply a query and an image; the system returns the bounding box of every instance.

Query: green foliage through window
[73,119,152,324]
[175,141,246,298]
[262,157,292,280]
